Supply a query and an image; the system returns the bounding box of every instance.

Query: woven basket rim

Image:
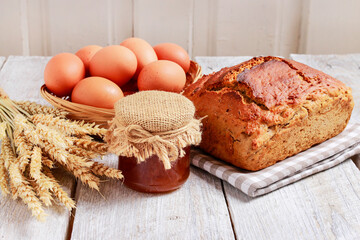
[40,85,115,114]
[40,60,202,125]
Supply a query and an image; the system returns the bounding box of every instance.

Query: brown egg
[89,45,137,86]
[153,43,190,73]
[138,60,186,93]
[71,77,124,109]
[120,37,158,78]
[75,45,102,73]
[44,53,85,97]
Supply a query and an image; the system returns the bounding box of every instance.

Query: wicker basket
[40,60,202,126]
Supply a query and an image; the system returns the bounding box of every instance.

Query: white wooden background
[0,0,360,58]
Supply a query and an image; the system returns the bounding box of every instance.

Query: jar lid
[114,90,195,132]
[106,91,202,169]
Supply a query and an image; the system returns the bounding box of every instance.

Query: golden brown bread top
[183,56,352,136]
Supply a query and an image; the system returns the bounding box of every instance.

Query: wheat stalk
[0,90,123,221]
[35,123,69,150]
[37,171,55,206]
[10,181,18,200]
[13,130,33,172]
[41,142,69,165]
[1,137,13,170]
[31,114,107,137]
[43,168,75,211]
[15,100,68,118]
[58,155,100,191]
[41,155,54,169]
[0,153,10,196]
[68,146,100,159]
[32,114,88,136]
[29,177,54,207]
[76,120,108,137]
[78,134,94,140]
[14,114,41,144]
[8,150,46,221]
[18,120,69,165]
[0,122,6,140]
[91,162,123,180]
[0,137,11,196]
[72,138,108,155]
[30,146,42,180]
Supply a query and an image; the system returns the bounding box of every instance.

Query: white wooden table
[0,55,360,240]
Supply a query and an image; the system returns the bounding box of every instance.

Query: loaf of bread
[183,56,354,171]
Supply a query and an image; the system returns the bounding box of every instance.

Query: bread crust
[183,56,354,171]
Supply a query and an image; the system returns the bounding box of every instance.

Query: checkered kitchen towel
[191,122,360,197]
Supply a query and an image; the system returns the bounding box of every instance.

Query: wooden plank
[26,0,47,56]
[0,56,50,104]
[192,0,217,57]
[112,0,134,42]
[0,1,24,56]
[273,0,302,57]
[193,0,302,57]
[224,160,360,239]
[3,0,360,57]
[27,0,113,56]
[0,56,75,240]
[27,0,133,56]
[71,154,235,239]
[195,0,302,57]
[133,0,192,52]
[299,0,360,54]
[0,57,5,69]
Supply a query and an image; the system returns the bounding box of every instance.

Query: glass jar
[118,147,191,193]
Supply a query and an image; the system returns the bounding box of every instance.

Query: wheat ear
[68,145,100,159]
[43,168,75,211]
[72,138,108,155]
[0,138,12,196]
[14,132,33,172]
[16,115,69,166]
[8,151,46,221]
[76,120,108,137]
[30,146,42,180]
[18,117,69,165]
[31,114,88,136]
[50,151,99,191]
[13,116,35,172]
[0,122,6,140]
[0,152,10,196]
[19,121,69,165]
[41,155,54,169]
[1,137,12,170]
[29,176,54,207]
[14,100,68,118]
[91,162,123,180]
[35,123,69,150]
[58,155,100,191]
[10,181,18,199]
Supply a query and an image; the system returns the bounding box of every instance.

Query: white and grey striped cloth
[191,123,360,197]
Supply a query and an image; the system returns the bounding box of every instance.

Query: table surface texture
[0,54,360,240]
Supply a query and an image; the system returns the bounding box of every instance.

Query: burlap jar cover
[106,91,202,169]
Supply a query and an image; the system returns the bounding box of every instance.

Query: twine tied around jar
[106,91,203,169]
